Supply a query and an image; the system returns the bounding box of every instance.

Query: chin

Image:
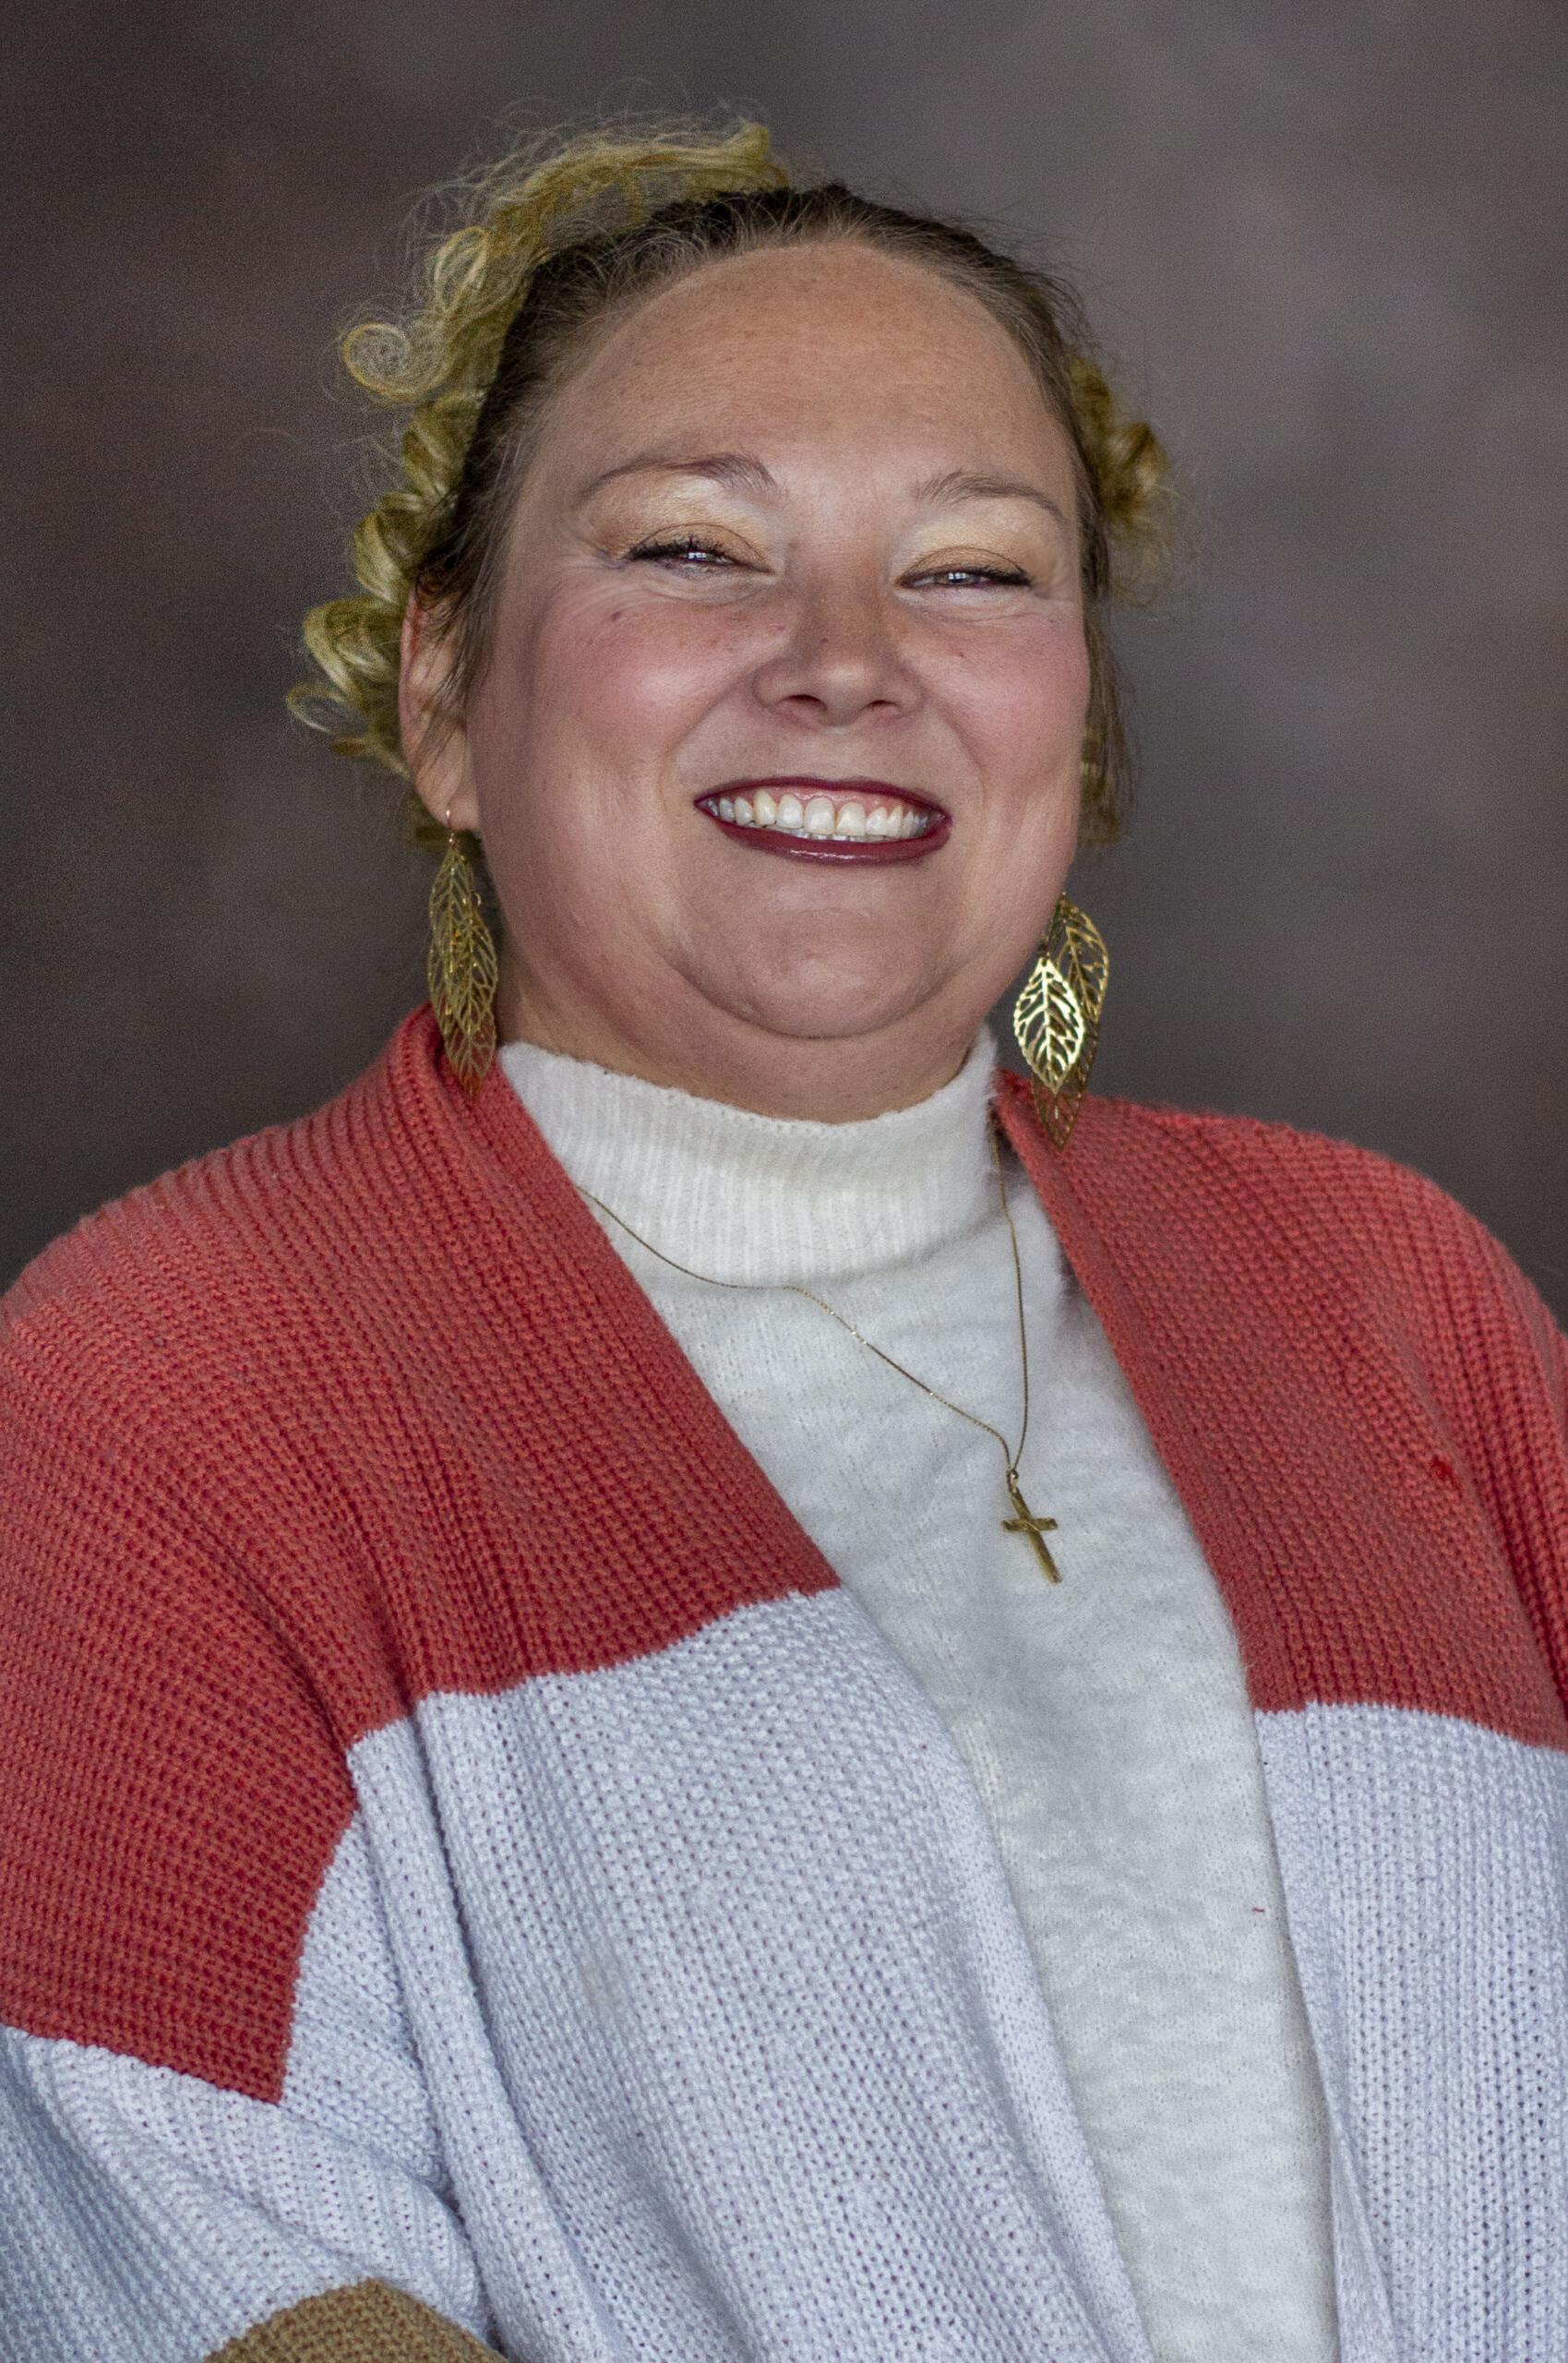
[724,968,942,1047]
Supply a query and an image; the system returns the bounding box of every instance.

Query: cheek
[525,587,749,753]
[467,585,750,922]
[952,616,1090,773]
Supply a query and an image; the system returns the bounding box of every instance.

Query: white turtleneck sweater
[499,1023,1339,2363]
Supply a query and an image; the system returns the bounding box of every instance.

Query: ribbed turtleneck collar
[497,1026,1006,1288]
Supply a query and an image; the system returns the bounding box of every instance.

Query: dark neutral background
[6,2,1565,1312]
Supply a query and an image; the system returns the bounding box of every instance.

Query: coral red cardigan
[0,1002,1564,2362]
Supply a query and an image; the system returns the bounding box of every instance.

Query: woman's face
[404,238,1091,1116]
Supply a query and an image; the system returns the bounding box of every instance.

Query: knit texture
[1,1002,1564,2362]
[499,1020,1338,2363]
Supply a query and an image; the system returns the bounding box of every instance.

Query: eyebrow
[573,450,775,506]
[912,467,1071,531]
[573,450,1070,529]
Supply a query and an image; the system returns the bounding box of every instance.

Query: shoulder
[1,1011,442,1462]
[1073,1084,1565,1403]
[1083,1084,1506,1251]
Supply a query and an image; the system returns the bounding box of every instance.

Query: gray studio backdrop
[6,2,1565,1314]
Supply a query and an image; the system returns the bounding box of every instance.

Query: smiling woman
[2,115,1565,2363]
[397,229,1102,1119]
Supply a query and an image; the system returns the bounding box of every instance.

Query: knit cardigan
[0,1002,1564,2363]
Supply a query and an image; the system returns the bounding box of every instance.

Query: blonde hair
[292,116,1174,854]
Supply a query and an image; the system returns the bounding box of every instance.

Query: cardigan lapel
[991,1070,1411,2355]
[989,1074,1284,1687]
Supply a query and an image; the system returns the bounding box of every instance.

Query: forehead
[540,238,1071,480]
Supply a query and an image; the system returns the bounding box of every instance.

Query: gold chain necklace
[576,1104,1062,1584]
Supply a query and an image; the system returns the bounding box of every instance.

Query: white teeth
[707,789,939,842]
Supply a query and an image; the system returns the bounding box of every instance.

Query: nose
[749,570,918,729]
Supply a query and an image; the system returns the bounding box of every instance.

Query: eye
[627,534,741,569]
[911,563,1034,589]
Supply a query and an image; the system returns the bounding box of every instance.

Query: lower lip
[700,810,952,864]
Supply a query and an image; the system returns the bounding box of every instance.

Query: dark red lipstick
[694,776,952,865]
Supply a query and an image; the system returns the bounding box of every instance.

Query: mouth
[693,777,952,865]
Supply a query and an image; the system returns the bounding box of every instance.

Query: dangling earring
[1011,893,1109,1150]
[426,795,498,1099]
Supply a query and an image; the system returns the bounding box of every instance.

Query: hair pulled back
[293,117,1173,853]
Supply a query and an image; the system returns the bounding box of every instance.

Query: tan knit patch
[208,2278,498,2360]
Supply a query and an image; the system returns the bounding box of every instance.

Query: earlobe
[400,596,478,834]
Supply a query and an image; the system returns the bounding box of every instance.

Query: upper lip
[701,776,950,817]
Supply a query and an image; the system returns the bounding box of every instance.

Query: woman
[0,119,1562,2363]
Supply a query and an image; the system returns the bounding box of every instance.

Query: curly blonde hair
[292,115,1174,855]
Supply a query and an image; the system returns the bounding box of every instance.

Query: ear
[399,596,479,834]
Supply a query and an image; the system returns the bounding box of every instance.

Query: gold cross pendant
[1002,1467,1062,1583]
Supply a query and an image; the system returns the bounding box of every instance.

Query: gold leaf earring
[1011,893,1109,1150]
[427,796,498,1098]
